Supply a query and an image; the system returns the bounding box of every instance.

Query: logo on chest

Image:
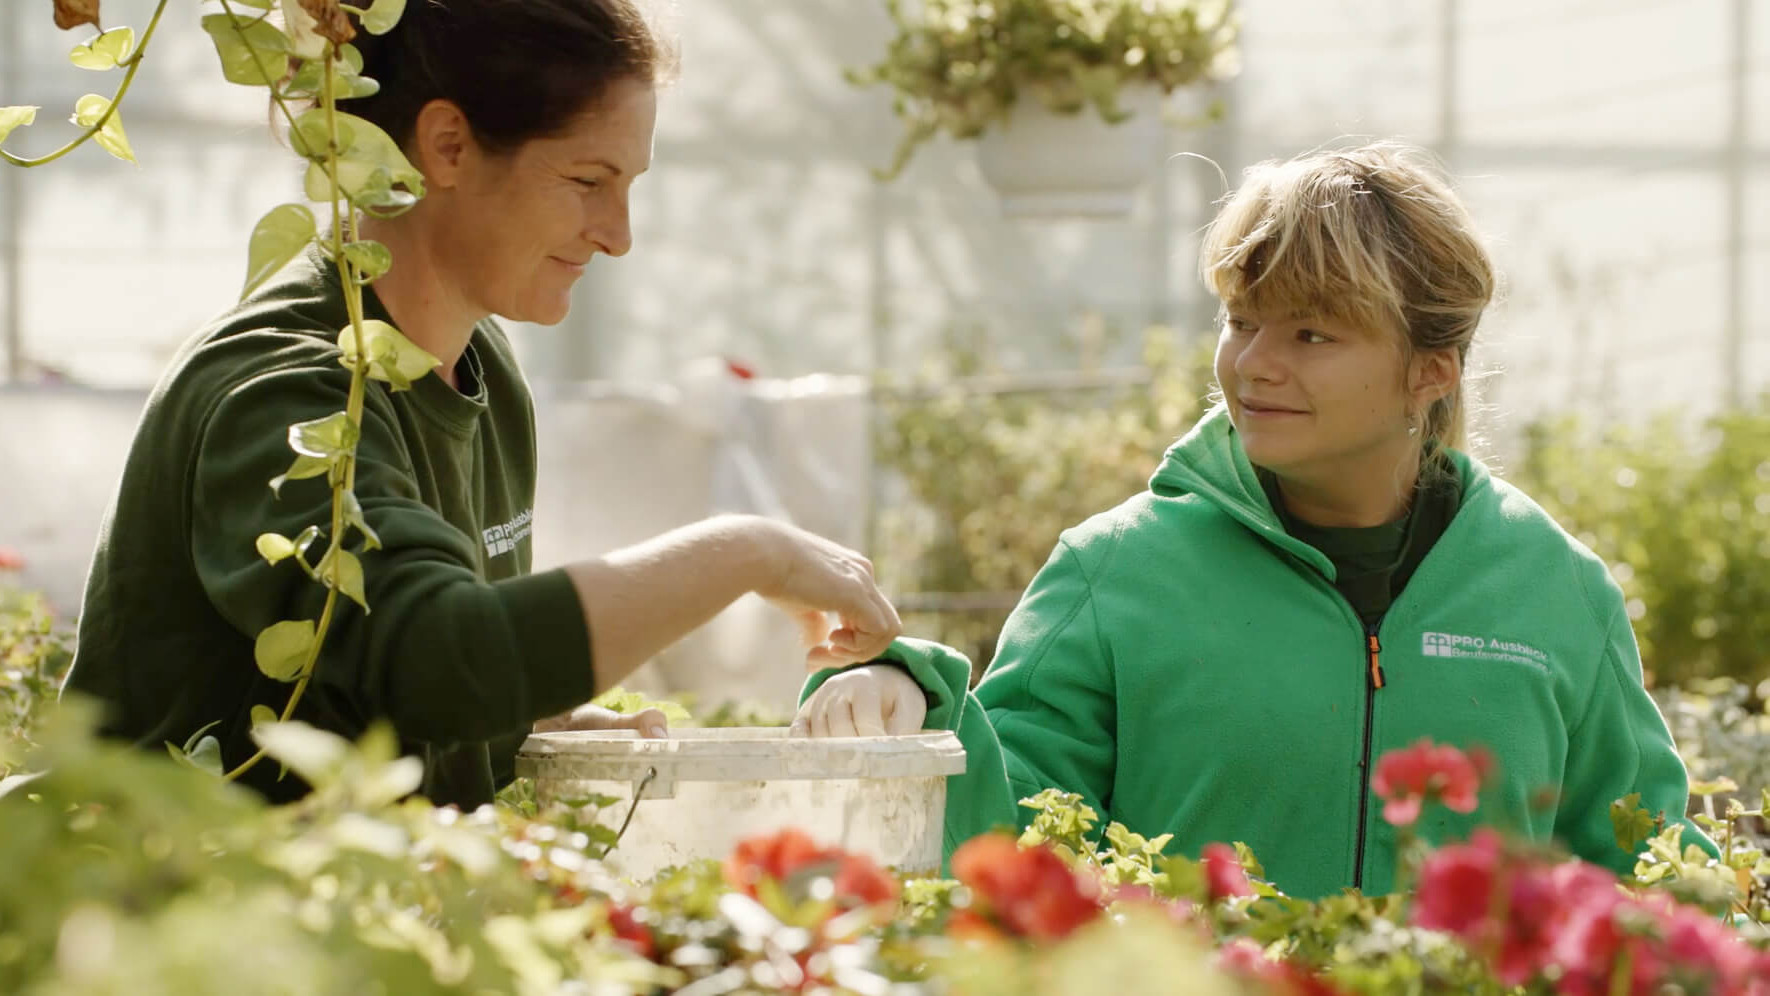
[483,507,533,559]
[1421,631,1550,672]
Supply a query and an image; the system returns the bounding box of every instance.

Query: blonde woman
[794,142,1711,898]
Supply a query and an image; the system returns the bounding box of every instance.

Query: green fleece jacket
[809,407,1710,898]
[63,246,594,808]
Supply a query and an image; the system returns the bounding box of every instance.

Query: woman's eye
[575,177,602,191]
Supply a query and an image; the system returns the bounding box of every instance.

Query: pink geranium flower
[1372,738,1492,826]
[1201,842,1253,901]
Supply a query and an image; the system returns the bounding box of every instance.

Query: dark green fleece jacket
[63,246,593,807]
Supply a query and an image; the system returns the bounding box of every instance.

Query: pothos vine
[2,0,437,781]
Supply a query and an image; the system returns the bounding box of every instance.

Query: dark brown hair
[334,0,677,154]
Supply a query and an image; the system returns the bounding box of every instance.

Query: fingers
[626,707,669,738]
[787,668,926,739]
[885,692,926,735]
[849,678,887,737]
[795,609,833,648]
[806,644,852,671]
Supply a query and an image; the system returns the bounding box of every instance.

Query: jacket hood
[1149,405,1490,579]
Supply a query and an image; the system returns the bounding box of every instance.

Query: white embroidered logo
[482,508,533,559]
[1421,632,1550,671]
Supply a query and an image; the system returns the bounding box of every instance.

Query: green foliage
[0,705,660,994]
[2,0,443,785]
[0,106,37,145]
[873,328,1214,668]
[1610,792,1663,854]
[69,27,136,72]
[854,0,1240,176]
[1653,678,1770,841]
[1511,396,1770,686]
[590,686,695,725]
[242,202,318,297]
[69,93,134,162]
[0,589,73,778]
[3,666,1770,991]
[1,0,169,168]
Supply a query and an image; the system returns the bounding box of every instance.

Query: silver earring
[1407,416,1420,437]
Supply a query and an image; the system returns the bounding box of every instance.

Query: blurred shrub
[1,587,73,777]
[1510,397,1770,687]
[1653,678,1770,842]
[872,328,1215,670]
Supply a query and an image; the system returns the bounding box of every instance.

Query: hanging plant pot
[974,84,1168,219]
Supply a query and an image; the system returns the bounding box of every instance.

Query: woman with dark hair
[63,0,901,807]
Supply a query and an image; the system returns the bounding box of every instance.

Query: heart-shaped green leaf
[250,704,280,728]
[242,203,316,299]
[296,111,424,212]
[341,240,392,283]
[200,12,292,87]
[270,454,332,496]
[0,107,37,146]
[341,490,382,550]
[287,411,358,461]
[70,27,135,70]
[357,0,408,35]
[70,94,133,163]
[256,532,298,565]
[255,618,316,682]
[319,548,370,613]
[168,734,224,777]
[338,319,439,390]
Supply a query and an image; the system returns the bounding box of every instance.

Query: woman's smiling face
[1215,308,1417,483]
[432,76,657,326]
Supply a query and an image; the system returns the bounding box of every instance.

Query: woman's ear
[407,98,475,189]
[1409,347,1461,410]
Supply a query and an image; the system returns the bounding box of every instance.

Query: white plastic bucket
[514,728,967,880]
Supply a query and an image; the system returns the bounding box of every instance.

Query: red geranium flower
[1201,842,1253,901]
[950,834,1103,941]
[725,827,830,895]
[1412,829,1593,986]
[1372,739,1492,826]
[604,903,657,961]
[0,546,23,571]
[1213,938,1349,996]
[723,828,899,910]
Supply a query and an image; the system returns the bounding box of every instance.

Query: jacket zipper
[1351,618,1386,890]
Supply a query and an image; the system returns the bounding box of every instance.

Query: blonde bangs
[1200,159,1408,340]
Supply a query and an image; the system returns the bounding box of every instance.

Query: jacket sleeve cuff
[800,637,974,731]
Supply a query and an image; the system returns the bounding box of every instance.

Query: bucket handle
[613,765,658,847]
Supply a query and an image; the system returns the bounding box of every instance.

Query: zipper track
[1351,620,1385,891]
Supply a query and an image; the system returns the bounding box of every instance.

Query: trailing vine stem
[1,0,173,167]
[226,6,378,782]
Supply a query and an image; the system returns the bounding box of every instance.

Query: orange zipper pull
[1367,633,1386,689]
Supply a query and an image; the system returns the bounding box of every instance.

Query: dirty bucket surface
[515,727,965,881]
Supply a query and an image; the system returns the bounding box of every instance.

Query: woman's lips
[1240,398,1307,417]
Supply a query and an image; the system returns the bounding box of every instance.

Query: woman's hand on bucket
[533,703,669,737]
[790,664,926,738]
[756,522,902,668]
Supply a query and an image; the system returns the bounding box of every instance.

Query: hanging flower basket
[850,0,1240,213]
[974,82,1167,218]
